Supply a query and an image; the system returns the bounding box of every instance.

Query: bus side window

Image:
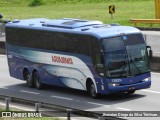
[29,30,43,49]
[42,32,53,50]
[77,36,90,56]
[6,28,15,44]
[65,35,78,53]
[54,33,66,51]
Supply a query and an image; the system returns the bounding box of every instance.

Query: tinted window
[28,30,42,48]
[123,34,144,46]
[65,34,78,53]
[54,33,66,51]
[6,27,15,44]
[6,27,95,56]
[102,37,124,51]
[77,35,90,55]
[42,32,53,50]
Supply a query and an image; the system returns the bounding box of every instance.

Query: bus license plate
[129,87,135,91]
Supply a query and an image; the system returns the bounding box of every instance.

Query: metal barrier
[0,95,124,120]
[129,19,160,26]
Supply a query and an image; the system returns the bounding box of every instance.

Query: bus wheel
[88,82,99,98]
[127,90,135,95]
[33,72,43,89]
[24,70,34,88]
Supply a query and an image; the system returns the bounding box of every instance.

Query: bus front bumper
[107,81,151,94]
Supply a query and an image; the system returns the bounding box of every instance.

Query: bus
[5,18,152,98]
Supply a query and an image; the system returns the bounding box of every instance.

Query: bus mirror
[143,34,147,43]
[147,46,153,59]
[149,49,153,59]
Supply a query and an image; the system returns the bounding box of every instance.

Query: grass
[0,0,159,27]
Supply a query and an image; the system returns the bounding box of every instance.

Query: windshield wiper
[128,53,142,74]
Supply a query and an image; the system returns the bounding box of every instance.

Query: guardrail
[129,19,160,26]
[0,95,124,120]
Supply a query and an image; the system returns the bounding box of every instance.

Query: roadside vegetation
[0,0,158,27]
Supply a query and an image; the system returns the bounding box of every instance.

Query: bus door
[95,52,105,77]
[90,38,105,77]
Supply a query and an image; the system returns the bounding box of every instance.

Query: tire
[88,81,99,98]
[33,72,43,89]
[24,70,34,88]
[127,90,135,95]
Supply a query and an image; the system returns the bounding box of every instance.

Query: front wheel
[33,72,44,89]
[127,90,135,95]
[88,82,99,98]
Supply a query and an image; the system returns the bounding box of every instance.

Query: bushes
[29,0,45,7]
[28,0,106,7]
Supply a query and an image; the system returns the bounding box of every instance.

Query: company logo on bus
[52,56,73,64]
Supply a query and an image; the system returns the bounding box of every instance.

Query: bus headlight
[142,77,151,82]
[108,83,120,87]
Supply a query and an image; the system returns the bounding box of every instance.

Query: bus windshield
[102,34,149,78]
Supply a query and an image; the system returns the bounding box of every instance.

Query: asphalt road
[0,55,160,120]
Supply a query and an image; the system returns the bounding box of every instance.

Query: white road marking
[0,55,6,57]
[116,107,131,111]
[87,102,111,108]
[20,90,40,95]
[51,95,73,101]
[0,86,8,89]
[141,89,160,94]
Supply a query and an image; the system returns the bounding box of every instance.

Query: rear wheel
[88,81,99,98]
[33,72,43,89]
[24,70,34,88]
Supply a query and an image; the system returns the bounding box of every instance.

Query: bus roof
[6,18,141,38]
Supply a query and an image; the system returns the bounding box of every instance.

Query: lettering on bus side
[52,56,73,64]
[111,79,122,83]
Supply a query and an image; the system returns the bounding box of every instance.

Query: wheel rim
[25,71,31,86]
[34,73,40,88]
[90,84,96,97]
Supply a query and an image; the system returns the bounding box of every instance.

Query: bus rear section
[5,18,152,98]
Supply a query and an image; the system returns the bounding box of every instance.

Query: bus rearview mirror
[149,49,153,59]
[147,46,153,59]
